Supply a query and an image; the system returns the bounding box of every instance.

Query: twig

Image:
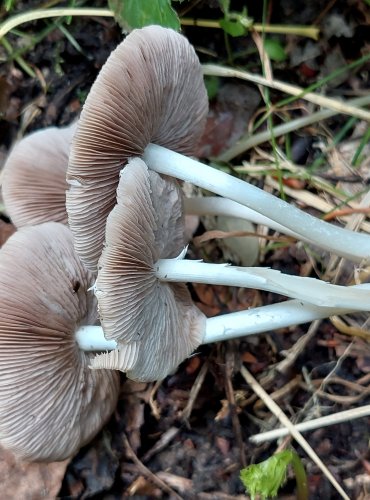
[180,360,209,423]
[122,433,182,500]
[240,366,350,500]
[141,427,180,463]
[148,379,162,420]
[250,405,370,443]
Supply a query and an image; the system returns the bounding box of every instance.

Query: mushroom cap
[66,25,208,271]
[91,157,206,381]
[0,222,120,462]
[2,123,76,228]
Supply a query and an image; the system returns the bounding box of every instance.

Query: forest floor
[0,0,370,499]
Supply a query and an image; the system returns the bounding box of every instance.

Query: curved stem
[144,144,370,264]
[184,197,298,238]
[155,259,370,311]
[0,8,114,39]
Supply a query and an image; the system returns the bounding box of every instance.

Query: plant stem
[0,8,114,39]
[154,259,370,310]
[180,18,319,40]
[218,94,370,161]
[202,65,370,123]
[144,144,370,263]
[0,9,319,40]
[290,452,309,500]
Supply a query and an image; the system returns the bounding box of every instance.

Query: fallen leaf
[241,352,258,364]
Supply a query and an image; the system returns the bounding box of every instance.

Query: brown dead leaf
[193,283,219,308]
[196,82,260,158]
[0,446,68,500]
[241,351,258,364]
[185,355,201,375]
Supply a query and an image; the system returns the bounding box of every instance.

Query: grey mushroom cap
[2,123,76,228]
[91,158,206,381]
[0,222,120,462]
[67,25,208,271]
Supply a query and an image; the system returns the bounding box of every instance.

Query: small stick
[122,433,182,500]
[250,405,370,443]
[181,361,209,423]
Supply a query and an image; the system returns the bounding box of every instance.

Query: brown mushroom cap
[66,25,208,271]
[2,123,76,228]
[91,158,206,381]
[0,222,119,461]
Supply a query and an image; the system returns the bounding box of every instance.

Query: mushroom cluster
[64,24,370,381]
[2,24,370,461]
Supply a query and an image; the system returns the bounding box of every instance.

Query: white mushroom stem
[184,197,298,238]
[155,259,370,311]
[75,326,117,351]
[202,299,352,343]
[75,298,355,352]
[143,144,370,263]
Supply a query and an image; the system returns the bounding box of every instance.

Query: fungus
[88,158,370,381]
[0,222,119,461]
[67,25,370,272]
[66,25,208,271]
[2,122,76,227]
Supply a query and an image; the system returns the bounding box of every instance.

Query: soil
[1,0,370,499]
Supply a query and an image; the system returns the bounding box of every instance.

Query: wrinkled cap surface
[67,25,208,271]
[0,222,119,462]
[91,158,206,381]
[2,123,76,228]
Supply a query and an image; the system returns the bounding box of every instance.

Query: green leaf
[109,0,181,32]
[240,450,293,500]
[204,75,220,100]
[219,18,246,37]
[263,38,287,62]
[219,0,230,15]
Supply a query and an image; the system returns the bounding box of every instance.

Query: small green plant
[108,0,181,32]
[240,449,309,500]
[219,0,253,37]
[263,38,287,62]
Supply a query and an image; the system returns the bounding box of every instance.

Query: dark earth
[1,0,370,498]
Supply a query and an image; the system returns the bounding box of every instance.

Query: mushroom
[67,25,208,271]
[2,122,76,228]
[67,25,370,270]
[92,157,206,381]
[0,221,119,461]
[88,158,370,381]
